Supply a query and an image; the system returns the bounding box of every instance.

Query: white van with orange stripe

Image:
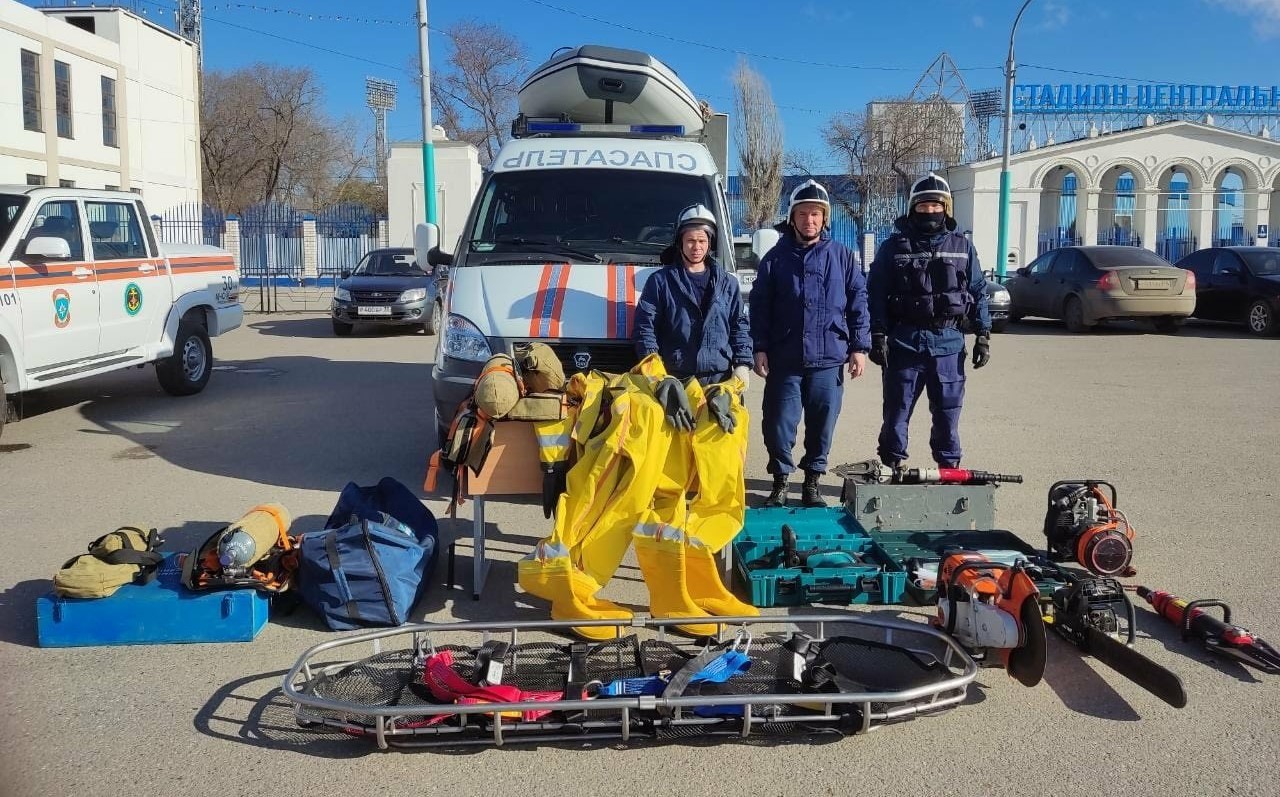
[0,187,241,435]
[420,127,742,440]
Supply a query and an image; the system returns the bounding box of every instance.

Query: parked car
[1004,246,1194,333]
[1174,247,1280,336]
[985,274,1011,333]
[331,248,444,336]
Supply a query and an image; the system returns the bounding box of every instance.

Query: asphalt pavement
[1,313,1277,796]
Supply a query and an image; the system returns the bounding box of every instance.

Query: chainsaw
[932,552,1047,687]
[1045,571,1187,708]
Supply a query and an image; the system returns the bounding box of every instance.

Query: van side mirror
[751,228,780,262]
[416,221,453,269]
[339,269,351,280]
[428,249,454,267]
[24,236,72,260]
[1015,267,1029,277]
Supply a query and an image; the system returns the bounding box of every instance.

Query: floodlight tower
[969,88,1002,161]
[177,0,203,68]
[366,77,398,191]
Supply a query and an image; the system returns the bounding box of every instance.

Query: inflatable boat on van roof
[518,45,706,135]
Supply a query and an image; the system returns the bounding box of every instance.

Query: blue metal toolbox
[35,553,270,647]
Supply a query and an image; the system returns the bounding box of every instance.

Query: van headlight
[443,314,492,362]
[334,287,352,301]
[398,287,427,303]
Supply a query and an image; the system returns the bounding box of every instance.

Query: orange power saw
[932,552,1048,687]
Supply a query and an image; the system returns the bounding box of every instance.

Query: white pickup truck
[0,186,242,437]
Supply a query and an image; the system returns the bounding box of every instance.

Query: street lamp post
[417,0,437,226]
[996,0,1034,278]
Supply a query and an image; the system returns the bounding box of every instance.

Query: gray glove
[704,384,737,434]
[869,333,888,367]
[653,376,695,432]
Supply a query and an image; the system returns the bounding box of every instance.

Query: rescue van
[0,187,242,436]
[419,45,750,439]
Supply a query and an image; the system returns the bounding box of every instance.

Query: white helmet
[788,179,831,225]
[675,203,717,246]
[908,172,953,218]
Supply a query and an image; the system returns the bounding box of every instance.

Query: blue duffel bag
[298,477,439,631]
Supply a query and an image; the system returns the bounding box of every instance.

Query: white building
[949,119,1280,270]
[0,1,200,212]
[386,129,482,255]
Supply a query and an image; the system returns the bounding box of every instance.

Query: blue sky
[31,0,1280,171]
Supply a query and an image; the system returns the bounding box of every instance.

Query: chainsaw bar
[1083,627,1188,709]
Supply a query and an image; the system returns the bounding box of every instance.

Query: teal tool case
[735,481,1067,608]
[36,553,270,647]
[733,507,906,607]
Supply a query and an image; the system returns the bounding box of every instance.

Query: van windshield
[1,194,29,251]
[468,169,716,263]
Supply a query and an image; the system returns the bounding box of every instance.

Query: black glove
[704,384,737,434]
[653,376,695,432]
[869,333,888,367]
[972,333,991,369]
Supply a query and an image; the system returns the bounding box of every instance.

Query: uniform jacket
[633,256,753,380]
[867,215,991,356]
[749,228,870,370]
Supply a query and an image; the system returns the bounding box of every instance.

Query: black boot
[802,471,827,508]
[763,474,788,508]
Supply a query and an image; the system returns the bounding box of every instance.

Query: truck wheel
[332,320,354,336]
[157,321,213,396]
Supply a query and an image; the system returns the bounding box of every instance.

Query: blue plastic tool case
[733,507,907,607]
[36,553,270,647]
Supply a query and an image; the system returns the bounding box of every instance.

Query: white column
[1195,188,1216,250]
[1137,190,1158,252]
[302,217,318,285]
[224,217,240,268]
[861,233,876,272]
[1080,189,1101,247]
[1251,188,1272,245]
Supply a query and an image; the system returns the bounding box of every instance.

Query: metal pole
[417,0,438,225]
[996,0,1034,278]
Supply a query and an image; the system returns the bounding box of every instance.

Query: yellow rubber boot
[684,542,759,618]
[517,552,630,641]
[632,529,719,637]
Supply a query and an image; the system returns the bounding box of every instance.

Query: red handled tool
[1136,587,1280,674]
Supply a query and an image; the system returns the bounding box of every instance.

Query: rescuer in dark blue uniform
[867,173,990,469]
[750,180,870,508]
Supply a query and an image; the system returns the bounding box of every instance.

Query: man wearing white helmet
[749,179,870,508]
[634,203,753,389]
[867,172,991,470]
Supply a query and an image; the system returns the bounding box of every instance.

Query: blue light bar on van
[521,121,687,136]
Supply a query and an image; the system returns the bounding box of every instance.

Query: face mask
[913,211,945,234]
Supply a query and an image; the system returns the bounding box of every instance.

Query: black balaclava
[909,202,946,236]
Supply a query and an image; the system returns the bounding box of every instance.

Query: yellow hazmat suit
[518,355,755,639]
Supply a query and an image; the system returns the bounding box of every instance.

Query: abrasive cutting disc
[1006,597,1048,687]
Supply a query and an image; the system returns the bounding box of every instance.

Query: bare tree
[435,20,527,164]
[732,59,785,231]
[824,97,964,237]
[200,64,374,214]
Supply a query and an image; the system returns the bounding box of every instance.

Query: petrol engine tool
[1136,587,1280,674]
[932,552,1047,686]
[835,458,1023,486]
[1042,480,1136,577]
[1047,574,1187,707]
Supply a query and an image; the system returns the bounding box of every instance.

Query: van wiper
[480,236,602,263]
[607,237,666,249]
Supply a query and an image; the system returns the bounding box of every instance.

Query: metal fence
[155,202,224,248]
[240,202,303,284]
[316,203,381,286]
[1037,230,1083,256]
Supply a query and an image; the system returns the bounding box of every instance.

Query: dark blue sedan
[331,248,445,335]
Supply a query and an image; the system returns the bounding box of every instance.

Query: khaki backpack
[53,527,165,599]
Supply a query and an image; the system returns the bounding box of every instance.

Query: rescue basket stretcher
[282,614,978,749]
